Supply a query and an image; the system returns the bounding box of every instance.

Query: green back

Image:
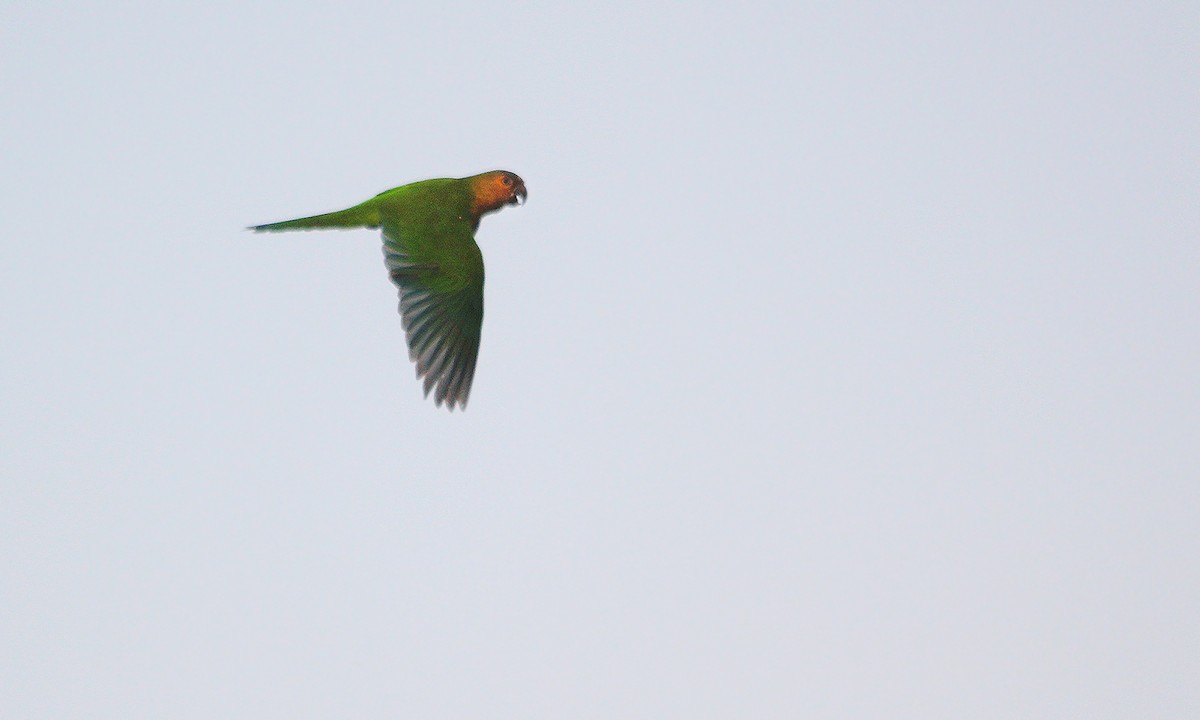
[376,178,485,410]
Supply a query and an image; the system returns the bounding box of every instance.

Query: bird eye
[500,176,513,187]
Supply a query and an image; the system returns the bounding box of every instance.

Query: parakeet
[250,170,527,410]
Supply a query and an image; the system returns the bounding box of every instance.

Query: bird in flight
[251,170,527,410]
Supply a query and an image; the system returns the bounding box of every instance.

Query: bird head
[469,170,527,217]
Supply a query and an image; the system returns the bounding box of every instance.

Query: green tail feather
[249,202,379,232]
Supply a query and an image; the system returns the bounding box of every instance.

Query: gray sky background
[2,2,1197,718]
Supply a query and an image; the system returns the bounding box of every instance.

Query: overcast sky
[2,2,1197,718]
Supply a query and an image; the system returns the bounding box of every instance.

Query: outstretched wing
[382,220,484,410]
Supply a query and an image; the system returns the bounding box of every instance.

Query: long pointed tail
[249,202,379,232]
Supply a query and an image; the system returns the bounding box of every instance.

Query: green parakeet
[250,170,527,410]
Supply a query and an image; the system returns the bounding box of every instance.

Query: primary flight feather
[250,170,527,410]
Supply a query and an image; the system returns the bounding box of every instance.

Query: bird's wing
[382,219,484,410]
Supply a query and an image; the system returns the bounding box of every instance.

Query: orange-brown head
[467,170,527,218]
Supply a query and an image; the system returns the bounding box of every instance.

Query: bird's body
[251,170,527,410]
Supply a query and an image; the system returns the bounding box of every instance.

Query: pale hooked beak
[511,185,527,206]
